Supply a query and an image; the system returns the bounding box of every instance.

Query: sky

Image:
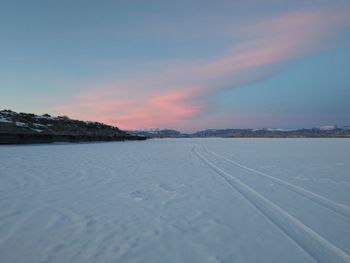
[1,0,350,132]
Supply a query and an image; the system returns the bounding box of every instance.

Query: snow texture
[0,117,11,123]
[0,138,349,263]
[14,121,27,127]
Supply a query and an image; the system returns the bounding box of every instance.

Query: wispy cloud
[50,8,350,130]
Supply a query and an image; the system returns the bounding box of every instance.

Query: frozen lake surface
[0,138,350,263]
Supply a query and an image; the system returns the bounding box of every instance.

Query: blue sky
[1,0,350,131]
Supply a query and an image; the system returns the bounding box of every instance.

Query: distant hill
[129,127,350,138]
[0,110,146,144]
[2,109,349,143]
[127,128,182,138]
[191,127,350,138]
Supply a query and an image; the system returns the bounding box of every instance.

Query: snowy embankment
[0,139,349,262]
[0,110,145,144]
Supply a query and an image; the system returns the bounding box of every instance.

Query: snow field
[0,138,349,262]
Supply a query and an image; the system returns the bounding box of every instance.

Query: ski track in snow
[0,138,349,263]
[204,147,350,220]
[193,147,350,263]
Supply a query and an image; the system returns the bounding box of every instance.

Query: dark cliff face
[0,110,146,144]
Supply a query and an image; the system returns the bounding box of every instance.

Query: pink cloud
[48,9,350,130]
[52,88,203,129]
[115,89,203,128]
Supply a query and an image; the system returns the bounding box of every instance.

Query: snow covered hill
[127,128,182,138]
[128,127,350,138]
[0,110,145,143]
[0,138,349,262]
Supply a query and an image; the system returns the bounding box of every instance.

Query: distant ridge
[129,127,350,138]
[0,110,146,144]
[127,128,181,138]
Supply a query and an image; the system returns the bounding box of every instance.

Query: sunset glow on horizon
[1,1,350,132]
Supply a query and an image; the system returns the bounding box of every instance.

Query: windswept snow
[14,121,27,127]
[0,138,349,263]
[0,117,11,123]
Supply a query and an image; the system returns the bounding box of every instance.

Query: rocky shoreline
[0,133,146,144]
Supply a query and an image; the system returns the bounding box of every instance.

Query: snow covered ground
[0,138,349,263]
